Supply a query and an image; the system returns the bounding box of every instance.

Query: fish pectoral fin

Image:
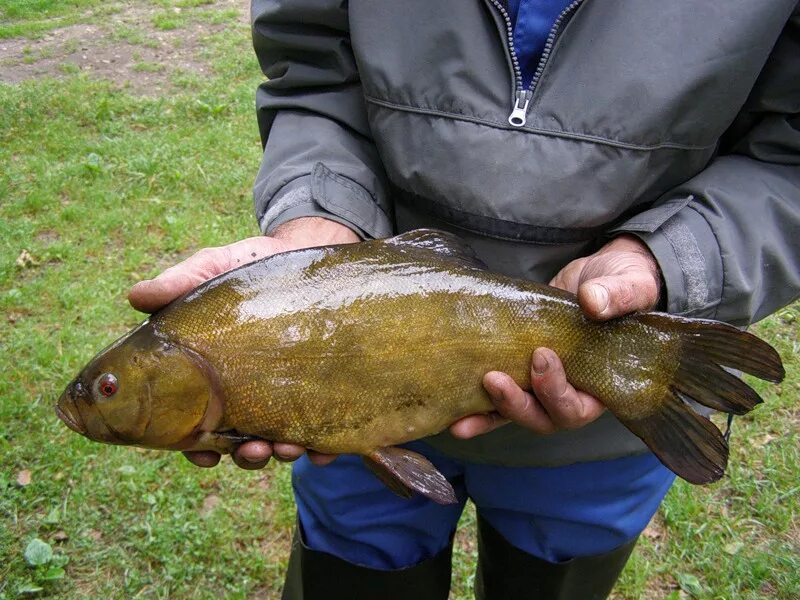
[215,430,261,444]
[183,430,262,454]
[365,447,458,505]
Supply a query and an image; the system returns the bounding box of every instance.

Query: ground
[1,1,799,598]
[0,0,245,94]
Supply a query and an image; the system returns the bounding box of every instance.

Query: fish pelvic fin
[362,456,413,499]
[622,315,784,484]
[365,447,458,505]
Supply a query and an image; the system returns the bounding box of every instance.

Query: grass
[1,2,799,598]
[0,0,116,39]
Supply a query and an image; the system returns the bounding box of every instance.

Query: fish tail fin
[621,315,784,484]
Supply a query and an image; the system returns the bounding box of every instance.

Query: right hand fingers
[183,450,222,468]
[129,237,287,313]
[183,442,337,470]
[232,440,274,470]
[272,443,338,466]
[529,348,605,430]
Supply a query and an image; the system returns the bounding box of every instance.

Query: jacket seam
[365,95,715,152]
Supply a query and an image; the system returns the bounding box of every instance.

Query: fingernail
[589,284,610,315]
[532,351,549,375]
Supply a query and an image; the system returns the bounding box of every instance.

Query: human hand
[128,217,359,469]
[450,234,662,439]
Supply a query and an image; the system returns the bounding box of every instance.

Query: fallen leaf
[85,529,102,541]
[200,493,221,518]
[642,514,664,540]
[723,541,744,555]
[752,433,777,449]
[677,573,704,597]
[53,531,69,542]
[16,469,32,486]
[642,522,662,540]
[16,249,39,269]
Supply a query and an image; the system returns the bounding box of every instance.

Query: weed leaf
[24,538,53,566]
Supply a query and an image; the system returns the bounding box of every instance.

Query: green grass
[1,0,102,20]
[132,61,165,73]
[1,2,799,599]
[0,0,115,39]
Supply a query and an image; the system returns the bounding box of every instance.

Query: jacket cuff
[610,197,723,318]
[258,163,393,239]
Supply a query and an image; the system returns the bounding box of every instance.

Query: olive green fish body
[57,230,784,503]
[152,237,671,453]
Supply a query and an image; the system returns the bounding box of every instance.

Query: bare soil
[0,0,248,94]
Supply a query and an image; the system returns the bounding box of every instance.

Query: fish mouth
[55,393,86,435]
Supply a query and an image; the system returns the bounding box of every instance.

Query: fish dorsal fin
[385,229,487,270]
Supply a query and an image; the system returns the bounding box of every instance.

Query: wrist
[271,217,361,249]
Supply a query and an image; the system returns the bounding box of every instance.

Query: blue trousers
[292,441,675,570]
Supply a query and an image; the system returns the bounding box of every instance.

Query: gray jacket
[250,0,800,466]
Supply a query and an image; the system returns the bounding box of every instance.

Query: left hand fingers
[530,348,605,429]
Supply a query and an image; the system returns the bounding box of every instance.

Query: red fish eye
[97,373,118,397]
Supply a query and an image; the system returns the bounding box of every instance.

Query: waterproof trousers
[283,440,674,599]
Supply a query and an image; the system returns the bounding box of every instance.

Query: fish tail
[621,315,784,485]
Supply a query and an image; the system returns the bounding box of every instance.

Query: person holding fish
[123,1,800,598]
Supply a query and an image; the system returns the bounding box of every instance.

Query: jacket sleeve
[613,7,800,326]
[250,0,393,239]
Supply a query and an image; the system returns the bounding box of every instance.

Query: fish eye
[94,373,119,398]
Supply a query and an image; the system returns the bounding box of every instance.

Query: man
[129,1,800,598]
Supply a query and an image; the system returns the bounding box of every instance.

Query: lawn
[1,2,798,598]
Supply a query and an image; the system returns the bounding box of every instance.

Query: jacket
[250,0,800,466]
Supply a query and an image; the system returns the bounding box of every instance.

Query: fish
[56,229,784,504]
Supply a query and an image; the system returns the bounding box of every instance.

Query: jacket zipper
[487,0,585,127]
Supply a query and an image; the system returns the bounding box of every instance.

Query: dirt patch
[35,229,60,244]
[0,0,249,94]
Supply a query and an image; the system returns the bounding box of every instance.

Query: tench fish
[56,230,784,504]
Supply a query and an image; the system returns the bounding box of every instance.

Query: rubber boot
[474,515,638,600]
[281,525,453,600]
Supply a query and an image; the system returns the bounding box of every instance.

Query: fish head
[56,321,216,449]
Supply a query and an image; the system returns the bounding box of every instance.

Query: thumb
[578,271,659,321]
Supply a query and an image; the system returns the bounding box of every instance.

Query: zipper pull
[508,90,531,127]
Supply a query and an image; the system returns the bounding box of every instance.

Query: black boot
[475,515,638,600]
[281,525,453,600]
